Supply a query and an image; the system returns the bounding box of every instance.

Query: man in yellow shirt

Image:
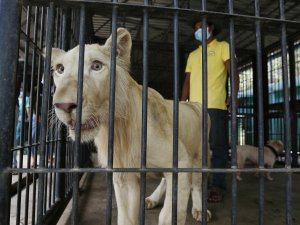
[181,19,239,202]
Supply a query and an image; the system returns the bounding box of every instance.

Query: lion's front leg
[191,172,212,222]
[158,172,190,225]
[113,173,140,225]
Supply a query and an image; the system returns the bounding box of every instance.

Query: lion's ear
[104,28,132,63]
[43,48,65,64]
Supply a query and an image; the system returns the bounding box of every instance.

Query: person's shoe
[12,166,18,175]
[208,187,224,203]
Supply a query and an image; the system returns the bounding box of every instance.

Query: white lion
[49,28,211,225]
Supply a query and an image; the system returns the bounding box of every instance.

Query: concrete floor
[58,168,300,225]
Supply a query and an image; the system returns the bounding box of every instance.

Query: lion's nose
[54,103,77,113]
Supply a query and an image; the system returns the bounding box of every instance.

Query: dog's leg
[191,172,212,222]
[158,172,190,225]
[236,154,245,181]
[266,165,274,181]
[266,171,274,181]
[113,173,140,225]
[145,178,166,209]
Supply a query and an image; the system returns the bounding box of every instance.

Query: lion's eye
[56,64,64,74]
[91,60,103,71]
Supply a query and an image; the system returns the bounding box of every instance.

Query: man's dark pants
[207,109,229,191]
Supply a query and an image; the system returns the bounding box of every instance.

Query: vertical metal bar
[279,1,292,224]
[228,1,237,225]
[201,0,209,224]
[60,14,69,69]
[47,89,55,209]
[262,51,269,144]
[106,1,117,224]
[49,84,55,201]
[71,4,86,225]
[287,42,298,167]
[254,1,265,225]
[37,3,55,224]
[55,8,60,47]
[44,80,53,212]
[53,129,59,203]
[172,1,179,225]
[24,6,39,225]
[66,143,70,194]
[253,56,258,146]
[17,6,32,225]
[56,8,70,201]
[139,1,149,224]
[0,1,20,225]
[49,131,54,208]
[55,125,67,200]
[32,7,45,225]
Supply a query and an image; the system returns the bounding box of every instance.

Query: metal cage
[0,0,300,225]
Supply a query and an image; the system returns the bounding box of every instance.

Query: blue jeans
[208,109,229,191]
[13,121,21,168]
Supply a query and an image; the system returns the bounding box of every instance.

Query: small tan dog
[236,140,284,181]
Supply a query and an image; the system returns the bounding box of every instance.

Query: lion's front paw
[145,197,159,209]
[236,175,242,181]
[192,208,212,222]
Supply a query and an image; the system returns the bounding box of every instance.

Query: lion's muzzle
[54,102,77,113]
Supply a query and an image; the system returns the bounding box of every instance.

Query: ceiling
[91,0,300,59]
[20,0,300,98]
[20,0,300,62]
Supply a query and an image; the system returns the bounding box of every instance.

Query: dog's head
[266,140,284,153]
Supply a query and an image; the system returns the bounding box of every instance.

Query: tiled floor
[57,169,300,225]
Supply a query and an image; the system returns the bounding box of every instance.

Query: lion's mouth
[68,118,99,131]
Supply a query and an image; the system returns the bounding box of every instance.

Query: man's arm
[26,107,31,120]
[25,97,31,119]
[225,59,239,109]
[181,72,190,101]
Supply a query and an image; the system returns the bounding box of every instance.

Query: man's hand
[226,96,239,112]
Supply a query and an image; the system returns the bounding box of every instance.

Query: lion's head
[49,28,133,141]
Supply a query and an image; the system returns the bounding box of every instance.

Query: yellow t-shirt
[185,39,230,110]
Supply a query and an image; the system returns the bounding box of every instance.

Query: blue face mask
[194,28,211,42]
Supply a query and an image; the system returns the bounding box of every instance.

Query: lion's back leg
[159,144,192,225]
[159,171,190,225]
[145,177,166,209]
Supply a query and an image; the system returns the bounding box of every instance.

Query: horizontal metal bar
[10,174,38,197]
[20,30,43,54]
[4,167,300,174]
[11,139,63,151]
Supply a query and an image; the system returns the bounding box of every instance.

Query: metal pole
[37,3,55,224]
[287,41,298,167]
[0,1,21,225]
[279,1,292,224]
[71,4,86,225]
[32,7,45,225]
[24,6,39,225]
[172,1,179,224]
[139,0,149,224]
[254,1,265,225]
[201,0,209,223]
[106,1,117,224]
[228,1,238,224]
[55,8,70,201]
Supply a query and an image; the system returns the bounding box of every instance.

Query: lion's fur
[50,28,211,225]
